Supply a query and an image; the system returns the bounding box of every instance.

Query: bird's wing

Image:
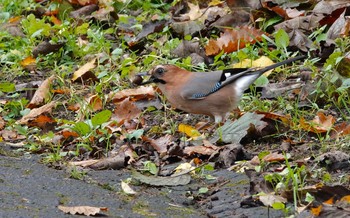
[180,68,258,100]
[181,71,224,100]
[181,55,305,100]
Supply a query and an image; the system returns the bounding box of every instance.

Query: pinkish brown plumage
[140,56,305,123]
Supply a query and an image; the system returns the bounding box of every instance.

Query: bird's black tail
[256,55,306,75]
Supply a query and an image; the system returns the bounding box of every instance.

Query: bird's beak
[140,76,156,85]
[136,72,149,77]
[136,72,156,85]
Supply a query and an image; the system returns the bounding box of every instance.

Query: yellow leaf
[178,124,201,138]
[209,0,224,6]
[232,56,275,76]
[20,56,36,67]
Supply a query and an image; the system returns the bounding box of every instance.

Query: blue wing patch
[191,82,222,99]
[190,68,252,99]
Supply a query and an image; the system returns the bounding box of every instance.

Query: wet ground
[0,143,283,218]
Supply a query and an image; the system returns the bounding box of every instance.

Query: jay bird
[138,56,305,123]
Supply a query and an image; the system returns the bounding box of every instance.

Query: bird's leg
[199,114,226,136]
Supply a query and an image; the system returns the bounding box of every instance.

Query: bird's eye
[155,67,165,75]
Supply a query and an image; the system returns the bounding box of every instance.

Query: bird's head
[137,65,184,85]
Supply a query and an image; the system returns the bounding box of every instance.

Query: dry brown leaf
[256,111,291,126]
[19,101,57,125]
[262,152,286,163]
[52,88,70,95]
[27,75,55,109]
[0,129,26,141]
[105,121,122,133]
[58,205,107,216]
[67,0,97,6]
[32,41,64,58]
[52,129,79,144]
[285,8,305,19]
[90,150,131,170]
[261,2,287,18]
[113,98,141,124]
[175,2,228,23]
[183,141,219,156]
[50,15,61,25]
[70,145,134,170]
[71,58,98,83]
[128,20,169,47]
[109,86,155,103]
[310,204,322,216]
[326,10,348,40]
[0,116,5,130]
[205,27,266,56]
[331,122,350,139]
[68,159,100,167]
[300,112,336,133]
[142,135,173,154]
[28,114,57,130]
[85,94,102,112]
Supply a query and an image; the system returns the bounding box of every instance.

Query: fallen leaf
[232,56,275,77]
[211,112,267,144]
[0,116,5,130]
[109,86,155,103]
[183,141,219,156]
[205,27,266,56]
[174,162,195,174]
[128,20,169,47]
[300,112,336,133]
[262,152,286,163]
[178,124,201,138]
[67,0,98,6]
[69,4,99,19]
[259,193,287,207]
[256,111,291,126]
[113,98,141,124]
[50,15,61,25]
[27,75,55,109]
[58,205,107,216]
[142,135,173,154]
[310,204,322,216]
[28,114,57,130]
[71,58,98,83]
[132,170,191,186]
[314,151,350,171]
[121,181,137,195]
[19,101,57,125]
[68,159,100,167]
[32,41,64,57]
[331,122,350,138]
[20,56,36,67]
[212,143,244,168]
[85,94,103,112]
[0,129,26,141]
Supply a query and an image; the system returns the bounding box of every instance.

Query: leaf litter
[1,0,350,217]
